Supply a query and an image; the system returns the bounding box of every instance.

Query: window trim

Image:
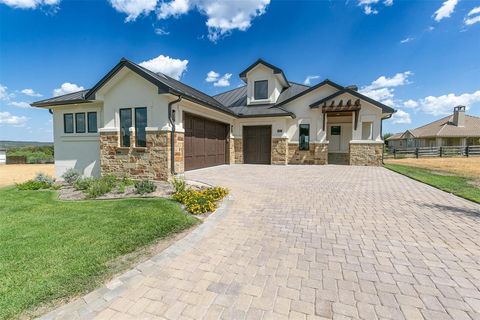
[75,113,86,133]
[134,107,147,148]
[254,80,268,100]
[299,123,310,151]
[87,112,98,133]
[64,113,74,134]
[119,108,132,147]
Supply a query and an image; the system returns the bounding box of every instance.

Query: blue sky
[1,0,479,142]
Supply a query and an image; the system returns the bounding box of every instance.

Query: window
[254,80,268,100]
[64,113,74,133]
[299,124,310,150]
[135,107,147,147]
[75,113,86,133]
[119,108,132,147]
[88,112,97,133]
[362,122,373,140]
[331,126,341,135]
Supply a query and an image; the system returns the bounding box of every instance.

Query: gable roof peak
[239,58,289,87]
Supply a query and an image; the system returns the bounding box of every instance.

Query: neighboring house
[387,106,480,150]
[0,148,5,165]
[32,58,395,180]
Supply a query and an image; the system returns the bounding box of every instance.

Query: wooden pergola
[321,99,361,131]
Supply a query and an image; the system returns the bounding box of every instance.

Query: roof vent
[346,85,358,91]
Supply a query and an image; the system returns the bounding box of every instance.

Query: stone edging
[38,196,234,320]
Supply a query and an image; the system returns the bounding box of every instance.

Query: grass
[0,187,198,319]
[384,157,480,179]
[384,163,480,203]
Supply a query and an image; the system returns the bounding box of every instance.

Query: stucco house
[32,58,395,180]
[386,106,480,150]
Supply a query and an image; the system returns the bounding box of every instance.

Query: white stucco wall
[52,104,102,178]
[0,149,6,165]
[245,64,284,105]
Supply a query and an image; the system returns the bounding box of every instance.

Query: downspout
[168,95,182,175]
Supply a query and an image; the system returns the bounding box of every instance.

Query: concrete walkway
[41,165,480,319]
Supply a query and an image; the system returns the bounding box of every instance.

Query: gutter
[168,95,182,176]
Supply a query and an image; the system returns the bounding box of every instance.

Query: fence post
[466,145,469,157]
[415,148,419,159]
[440,146,443,157]
[394,149,396,159]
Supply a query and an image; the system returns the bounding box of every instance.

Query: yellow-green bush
[172,186,228,215]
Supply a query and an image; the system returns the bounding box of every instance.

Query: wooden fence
[388,145,480,159]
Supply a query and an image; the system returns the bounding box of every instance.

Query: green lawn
[384,163,480,203]
[0,187,198,319]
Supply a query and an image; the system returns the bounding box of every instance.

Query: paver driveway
[42,165,480,320]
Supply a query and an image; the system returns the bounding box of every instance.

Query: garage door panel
[184,114,228,171]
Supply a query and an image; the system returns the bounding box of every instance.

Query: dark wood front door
[243,126,271,164]
[184,114,228,171]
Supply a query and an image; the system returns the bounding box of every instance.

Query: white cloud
[358,0,392,15]
[157,0,271,42]
[139,54,188,80]
[464,6,480,25]
[205,70,231,87]
[213,73,232,87]
[109,0,157,22]
[157,0,190,19]
[400,37,414,44]
[0,0,60,9]
[359,71,413,109]
[403,99,418,108]
[53,82,84,97]
[9,101,31,108]
[416,90,480,116]
[0,84,7,100]
[303,75,320,85]
[154,27,170,35]
[21,88,42,97]
[205,70,220,82]
[391,109,411,124]
[433,0,458,22]
[0,111,28,126]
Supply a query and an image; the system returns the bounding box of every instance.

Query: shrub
[62,168,81,184]
[171,177,186,193]
[172,187,228,215]
[16,180,51,190]
[33,172,55,185]
[134,180,157,195]
[73,177,95,191]
[85,177,116,199]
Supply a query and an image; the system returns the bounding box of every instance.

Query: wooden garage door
[184,114,228,171]
[243,126,271,164]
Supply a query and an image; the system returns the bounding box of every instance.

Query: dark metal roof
[239,59,289,86]
[275,79,344,107]
[31,89,91,107]
[31,58,395,119]
[310,88,396,114]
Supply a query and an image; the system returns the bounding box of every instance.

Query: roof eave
[31,99,93,108]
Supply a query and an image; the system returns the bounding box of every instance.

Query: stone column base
[233,138,243,164]
[272,138,288,165]
[349,142,383,166]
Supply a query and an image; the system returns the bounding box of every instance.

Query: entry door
[243,126,271,164]
[328,123,352,153]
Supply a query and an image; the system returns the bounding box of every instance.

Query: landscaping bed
[1,171,229,319]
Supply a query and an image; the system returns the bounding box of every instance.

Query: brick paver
[40,165,480,319]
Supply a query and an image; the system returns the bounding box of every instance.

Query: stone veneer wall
[349,143,383,166]
[288,143,328,165]
[100,129,183,181]
[271,138,288,165]
[233,138,243,164]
